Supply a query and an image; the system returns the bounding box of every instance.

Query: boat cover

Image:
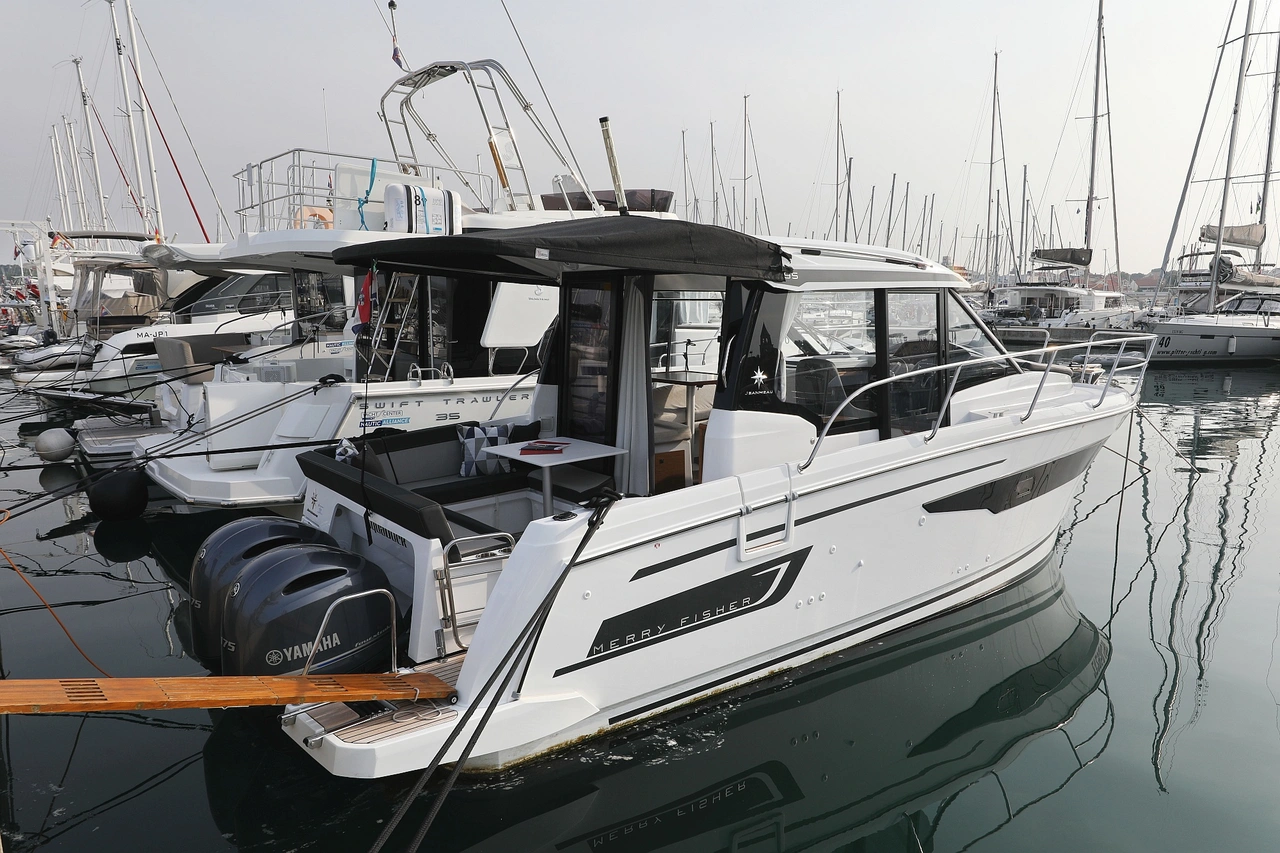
[331,216,791,282]
[1031,248,1093,268]
[1200,222,1266,249]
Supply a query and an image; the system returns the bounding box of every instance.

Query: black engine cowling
[220,544,395,677]
[190,517,337,671]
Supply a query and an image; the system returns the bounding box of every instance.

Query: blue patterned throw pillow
[458,424,511,476]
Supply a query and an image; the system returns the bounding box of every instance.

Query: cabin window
[1224,296,1280,314]
[293,271,348,330]
[562,281,621,447]
[651,292,722,370]
[944,291,1014,387]
[885,291,942,436]
[731,288,878,434]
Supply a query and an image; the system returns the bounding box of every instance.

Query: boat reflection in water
[1136,368,1280,791]
[203,554,1111,851]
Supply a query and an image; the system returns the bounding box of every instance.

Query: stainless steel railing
[797,332,1156,473]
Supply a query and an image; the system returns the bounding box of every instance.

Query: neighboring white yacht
[988,283,1139,329]
[187,217,1151,777]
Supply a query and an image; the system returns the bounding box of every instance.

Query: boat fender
[34,428,75,462]
[1228,335,1237,355]
[190,517,337,671]
[219,544,394,677]
[318,373,345,386]
[87,469,149,521]
[93,518,152,563]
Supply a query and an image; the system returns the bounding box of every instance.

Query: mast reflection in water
[200,554,1109,851]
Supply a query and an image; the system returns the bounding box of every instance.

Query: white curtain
[614,278,652,495]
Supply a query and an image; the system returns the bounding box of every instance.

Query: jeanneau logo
[752,368,768,389]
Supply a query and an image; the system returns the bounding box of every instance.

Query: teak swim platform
[0,672,455,714]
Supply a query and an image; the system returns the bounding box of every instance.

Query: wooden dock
[0,672,455,714]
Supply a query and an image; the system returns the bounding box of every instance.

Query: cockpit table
[482,437,627,516]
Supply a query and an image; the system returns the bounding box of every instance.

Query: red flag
[357,271,373,325]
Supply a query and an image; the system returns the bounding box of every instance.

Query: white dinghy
[190,217,1151,777]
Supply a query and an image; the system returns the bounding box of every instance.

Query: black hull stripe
[922,443,1103,515]
[629,458,1003,583]
[605,529,1058,726]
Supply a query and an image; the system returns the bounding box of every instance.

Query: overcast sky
[0,0,1270,275]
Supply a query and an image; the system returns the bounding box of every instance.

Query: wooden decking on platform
[0,672,455,714]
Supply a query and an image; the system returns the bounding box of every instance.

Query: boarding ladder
[366,272,419,380]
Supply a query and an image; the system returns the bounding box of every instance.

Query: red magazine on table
[519,441,570,455]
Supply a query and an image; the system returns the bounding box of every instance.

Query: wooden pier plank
[0,672,454,714]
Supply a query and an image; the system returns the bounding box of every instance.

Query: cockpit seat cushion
[528,465,616,503]
[459,423,512,476]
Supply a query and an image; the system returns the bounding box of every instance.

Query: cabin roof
[330,217,791,282]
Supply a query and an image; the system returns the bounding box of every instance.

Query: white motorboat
[187,216,1151,777]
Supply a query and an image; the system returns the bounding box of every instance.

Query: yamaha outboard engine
[220,544,395,677]
[190,517,337,672]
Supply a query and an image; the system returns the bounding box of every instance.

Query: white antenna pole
[598,117,629,216]
[1210,0,1257,307]
[64,117,89,231]
[106,0,150,233]
[50,132,73,231]
[74,58,109,231]
[124,0,162,237]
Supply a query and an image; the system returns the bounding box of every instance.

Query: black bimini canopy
[330,216,791,283]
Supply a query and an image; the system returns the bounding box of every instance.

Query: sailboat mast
[986,52,998,287]
[834,91,841,240]
[124,0,163,237]
[744,95,750,233]
[710,122,718,227]
[1210,0,1257,307]
[681,129,689,221]
[1257,23,1280,269]
[106,0,150,233]
[74,58,109,231]
[63,118,89,231]
[1103,30,1123,287]
[50,132,72,230]
[902,181,910,250]
[1019,165,1028,275]
[885,173,896,246]
[1084,0,1104,283]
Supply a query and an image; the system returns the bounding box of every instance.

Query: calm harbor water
[0,367,1277,850]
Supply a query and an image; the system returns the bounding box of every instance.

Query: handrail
[797,332,1156,473]
[440,532,517,650]
[301,588,398,675]
[488,368,540,420]
[255,305,351,346]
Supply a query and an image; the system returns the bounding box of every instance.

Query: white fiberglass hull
[1146,313,1280,363]
[287,379,1133,777]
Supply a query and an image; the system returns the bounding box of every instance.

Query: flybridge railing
[797,332,1156,473]
[233,148,496,233]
